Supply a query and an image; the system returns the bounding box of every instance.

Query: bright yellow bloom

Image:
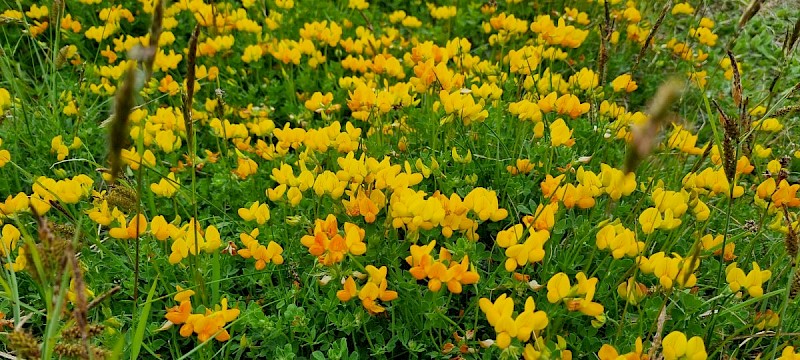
[600,164,636,200]
[617,277,648,306]
[479,294,548,349]
[300,215,366,265]
[0,88,11,111]
[337,276,357,301]
[596,223,643,259]
[0,139,9,168]
[546,272,604,316]
[700,234,735,261]
[51,135,69,161]
[503,229,550,271]
[637,252,699,290]
[150,215,176,241]
[672,3,695,15]
[241,44,263,63]
[86,200,123,226]
[772,180,800,207]
[109,214,148,240]
[355,265,397,314]
[662,331,707,360]
[238,228,284,269]
[611,74,638,92]
[550,118,575,147]
[348,0,368,10]
[437,90,489,126]
[778,346,800,359]
[0,224,20,256]
[150,172,180,198]
[463,187,508,222]
[238,201,271,225]
[726,262,771,297]
[598,337,646,360]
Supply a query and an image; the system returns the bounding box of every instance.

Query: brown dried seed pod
[108,62,137,184]
[791,269,800,300]
[105,184,139,213]
[7,330,41,359]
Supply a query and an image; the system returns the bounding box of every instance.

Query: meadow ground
[1,0,800,359]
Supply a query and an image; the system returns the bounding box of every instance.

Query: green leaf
[130,276,159,360]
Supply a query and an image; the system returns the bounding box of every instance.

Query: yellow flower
[0,88,11,111]
[549,118,575,147]
[503,229,549,271]
[300,215,366,265]
[429,4,457,20]
[348,0,369,10]
[726,262,771,297]
[121,148,156,170]
[479,294,548,349]
[304,92,339,114]
[51,135,69,161]
[569,67,599,90]
[667,125,705,155]
[463,187,508,222]
[599,164,636,200]
[275,0,294,9]
[356,266,398,314]
[232,153,258,179]
[0,141,10,168]
[546,272,604,316]
[754,144,772,158]
[67,278,94,304]
[617,277,648,306]
[336,276,357,301]
[662,331,707,360]
[755,117,784,132]
[313,171,347,199]
[451,147,472,164]
[638,207,662,234]
[637,252,698,290]
[700,234,735,261]
[150,215,176,241]
[672,2,695,15]
[25,4,49,19]
[238,201,271,225]
[109,214,148,240]
[778,346,800,359]
[87,200,122,226]
[150,172,180,198]
[611,74,638,92]
[754,309,780,330]
[596,223,643,259]
[238,228,284,269]
[772,180,800,207]
[437,89,488,126]
[0,224,20,256]
[690,27,718,46]
[241,44,263,63]
[598,337,645,360]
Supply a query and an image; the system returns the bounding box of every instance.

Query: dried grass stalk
[783,206,798,259]
[712,100,738,181]
[625,79,683,172]
[738,0,765,29]
[728,51,742,107]
[785,17,800,55]
[597,0,613,86]
[143,0,164,82]
[633,1,671,72]
[108,62,136,184]
[183,25,201,151]
[773,105,800,117]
